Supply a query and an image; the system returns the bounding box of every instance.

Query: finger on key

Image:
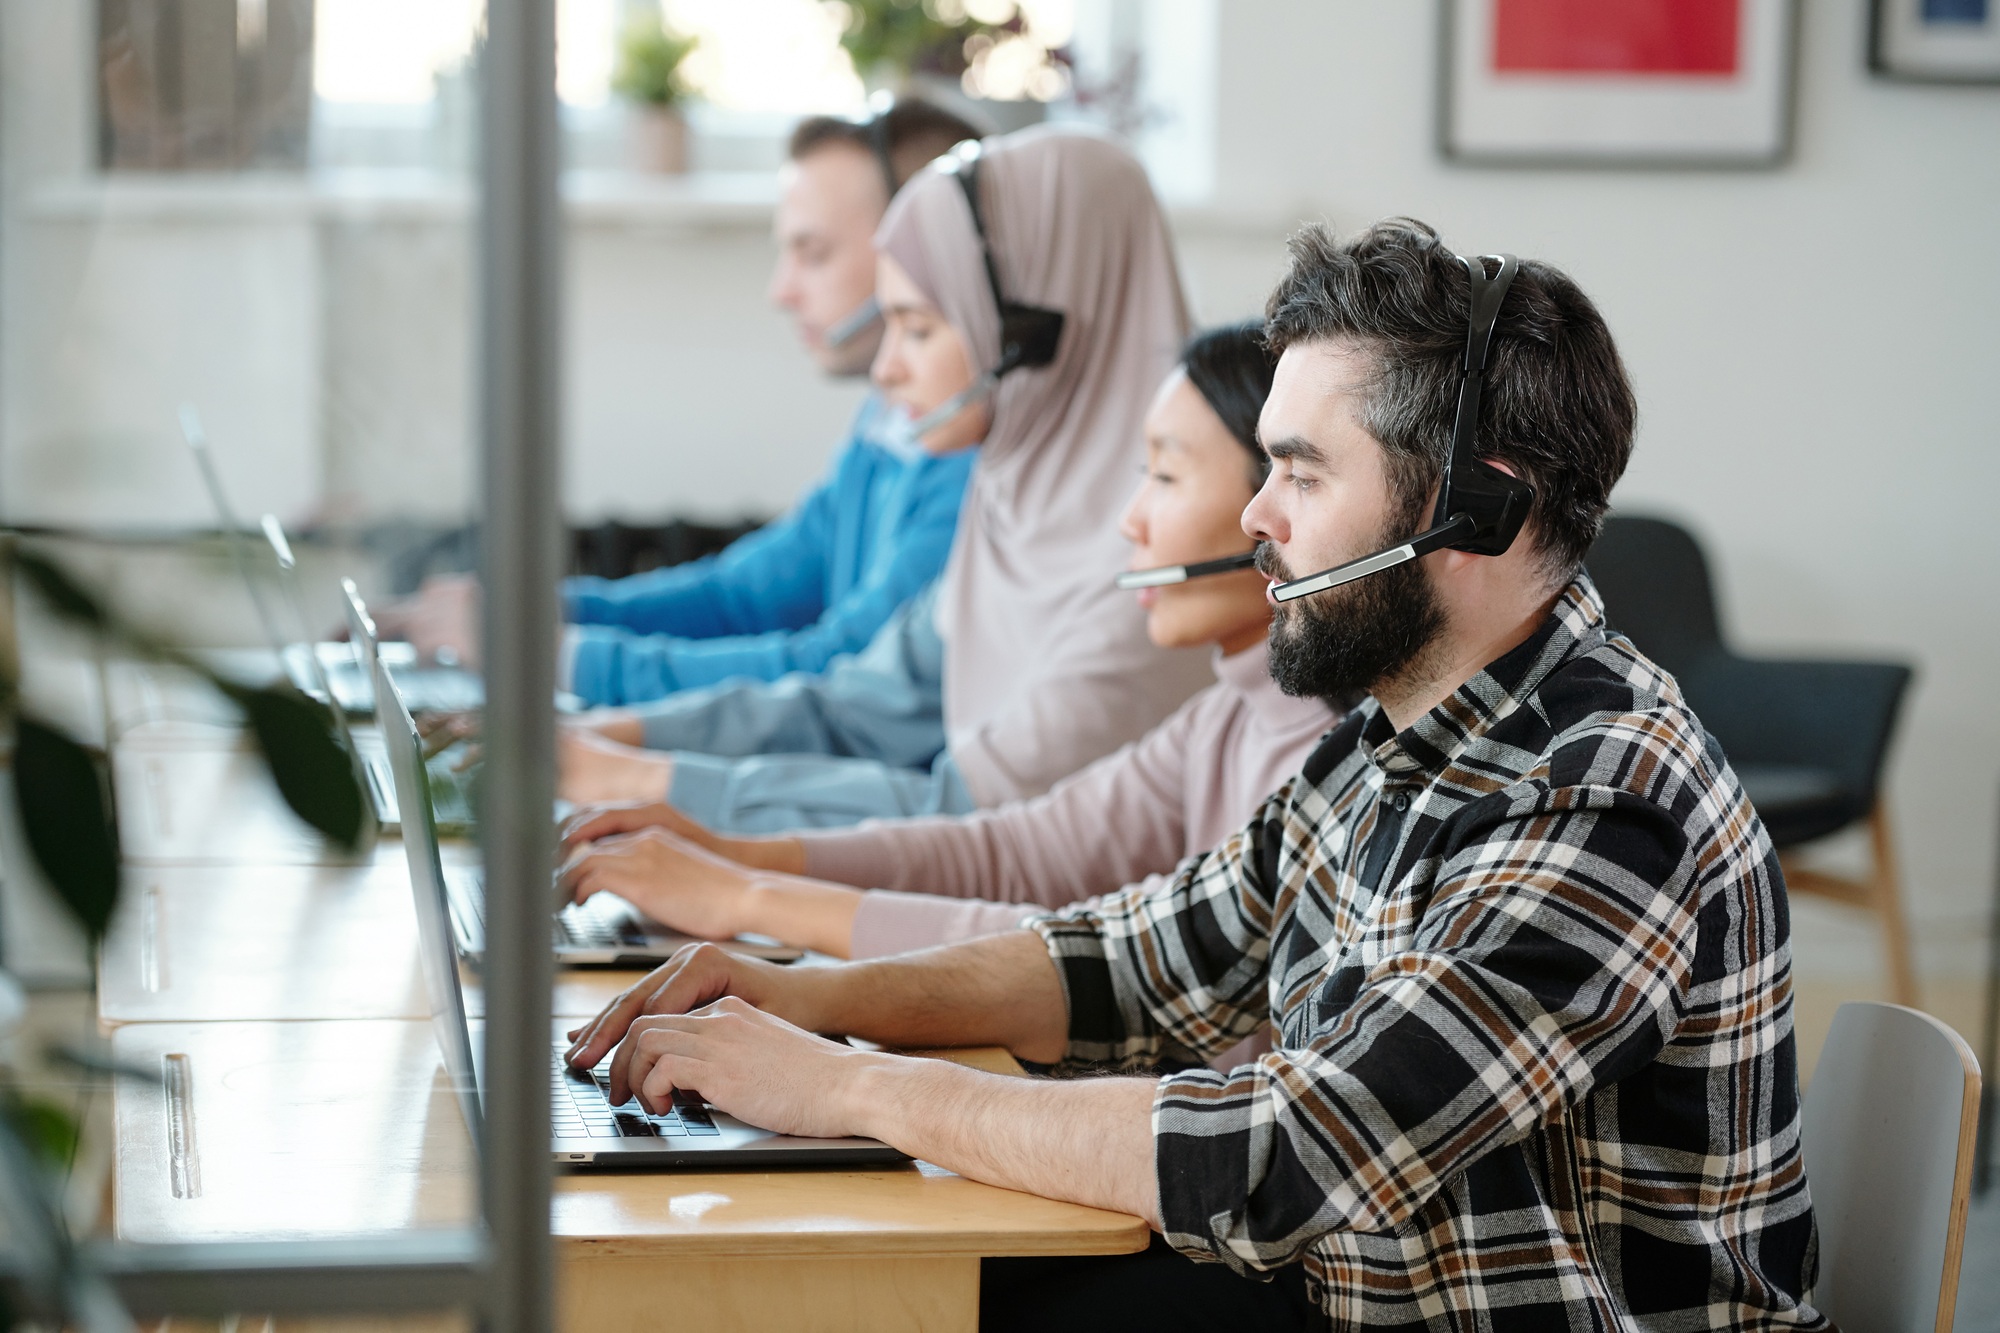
[566,982,645,1066]
[624,1018,698,1112]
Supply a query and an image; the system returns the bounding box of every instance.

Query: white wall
[1177,0,2000,979]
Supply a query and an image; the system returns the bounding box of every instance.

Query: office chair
[1586,515,1919,1004]
[1799,1002,1980,1333]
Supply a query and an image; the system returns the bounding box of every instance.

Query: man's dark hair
[1181,321,1277,484]
[787,97,985,195]
[1264,218,1636,580]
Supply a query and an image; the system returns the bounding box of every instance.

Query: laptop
[339,579,477,835]
[377,656,875,1166]
[179,404,482,717]
[373,652,803,969]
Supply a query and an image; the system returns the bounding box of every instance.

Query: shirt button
[1391,792,1410,812]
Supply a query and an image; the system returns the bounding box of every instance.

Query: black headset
[941,138,1065,379]
[897,139,1066,437]
[1116,251,1534,597]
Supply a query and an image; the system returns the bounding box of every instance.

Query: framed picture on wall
[1872,0,2000,82]
[1439,0,1800,167]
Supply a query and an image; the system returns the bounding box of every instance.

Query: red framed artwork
[1440,0,1799,166]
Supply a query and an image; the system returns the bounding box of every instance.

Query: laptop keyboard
[555,903,652,950]
[552,1044,720,1139]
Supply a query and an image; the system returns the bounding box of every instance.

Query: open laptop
[374,651,802,969]
[340,579,476,835]
[378,656,874,1166]
[180,404,482,716]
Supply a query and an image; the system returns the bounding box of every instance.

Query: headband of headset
[940,139,1065,377]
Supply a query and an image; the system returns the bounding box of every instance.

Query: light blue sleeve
[667,751,977,833]
[564,447,972,705]
[625,584,947,770]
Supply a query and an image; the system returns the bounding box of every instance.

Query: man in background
[382,98,981,707]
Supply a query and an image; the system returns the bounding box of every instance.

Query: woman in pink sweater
[558,324,1338,959]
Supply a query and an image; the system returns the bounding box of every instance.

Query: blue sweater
[563,397,974,707]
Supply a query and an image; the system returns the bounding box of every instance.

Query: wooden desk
[98,858,632,1026]
[101,708,1149,1325]
[113,1021,1148,1330]
[112,723,367,866]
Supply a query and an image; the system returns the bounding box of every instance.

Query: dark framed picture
[1439,0,1800,167]
[1871,0,2000,82]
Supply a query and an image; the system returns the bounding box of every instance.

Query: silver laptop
[373,651,802,969]
[180,404,482,716]
[339,578,479,835]
[377,656,875,1166]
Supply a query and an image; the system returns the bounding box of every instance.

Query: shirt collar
[1359,574,1609,783]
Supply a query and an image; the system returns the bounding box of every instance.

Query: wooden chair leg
[1866,802,1921,1010]
[1780,803,1921,1009]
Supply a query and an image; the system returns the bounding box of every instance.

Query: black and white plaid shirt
[1031,576,1825,1331]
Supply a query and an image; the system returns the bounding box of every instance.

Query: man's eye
[1149,469,1177,484]
[1289,473,1317,492]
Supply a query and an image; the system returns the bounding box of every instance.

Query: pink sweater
[798,641,1337,958]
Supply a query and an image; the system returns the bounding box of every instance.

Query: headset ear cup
[999,304,1064,370]
[1442,459,1535,557]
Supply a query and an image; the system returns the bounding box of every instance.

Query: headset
[1115,252,1534,601]
[899,138,1066,439]
[821,93,904,352]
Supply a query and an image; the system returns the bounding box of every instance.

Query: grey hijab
[878,126,1213,804]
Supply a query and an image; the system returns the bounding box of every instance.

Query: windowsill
[23,168,784,228]
[21,166,1275,234]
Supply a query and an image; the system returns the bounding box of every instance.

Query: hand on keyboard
[556,825,750,941]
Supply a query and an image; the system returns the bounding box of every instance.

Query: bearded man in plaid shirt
[565,218,1825,1332]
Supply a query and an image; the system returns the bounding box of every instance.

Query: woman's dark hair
[1181,321,1277,483]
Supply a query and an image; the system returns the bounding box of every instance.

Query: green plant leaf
[235,687,367,851]
[11,716,120,941]
[9,547,109,631]
[3,1094,80,1171]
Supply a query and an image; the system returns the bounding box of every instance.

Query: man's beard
[1260,508,1447,707]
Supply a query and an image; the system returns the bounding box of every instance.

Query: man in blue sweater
[381,98,980,706]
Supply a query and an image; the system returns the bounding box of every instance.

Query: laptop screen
[375,654,484,1143]
[341,579,380,709]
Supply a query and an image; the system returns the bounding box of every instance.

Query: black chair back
[1583,515,1723,679]
[1586,514,1914,850]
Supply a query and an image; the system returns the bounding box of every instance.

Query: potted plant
[833,0,1070,131]
[613,16,699,174]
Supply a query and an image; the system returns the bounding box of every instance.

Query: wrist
[780,960,851,1036]
[726,835,804,875]
[837,1051,910,1143]
[840,1051,956,1147]
[732,875,780,940]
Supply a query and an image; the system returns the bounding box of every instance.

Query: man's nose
[1242,478,1284,544]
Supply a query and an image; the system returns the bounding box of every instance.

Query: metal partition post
[477,3,561,1333]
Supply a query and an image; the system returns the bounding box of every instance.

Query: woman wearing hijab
[553,324,1342,963]
[556,127,1216,833]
